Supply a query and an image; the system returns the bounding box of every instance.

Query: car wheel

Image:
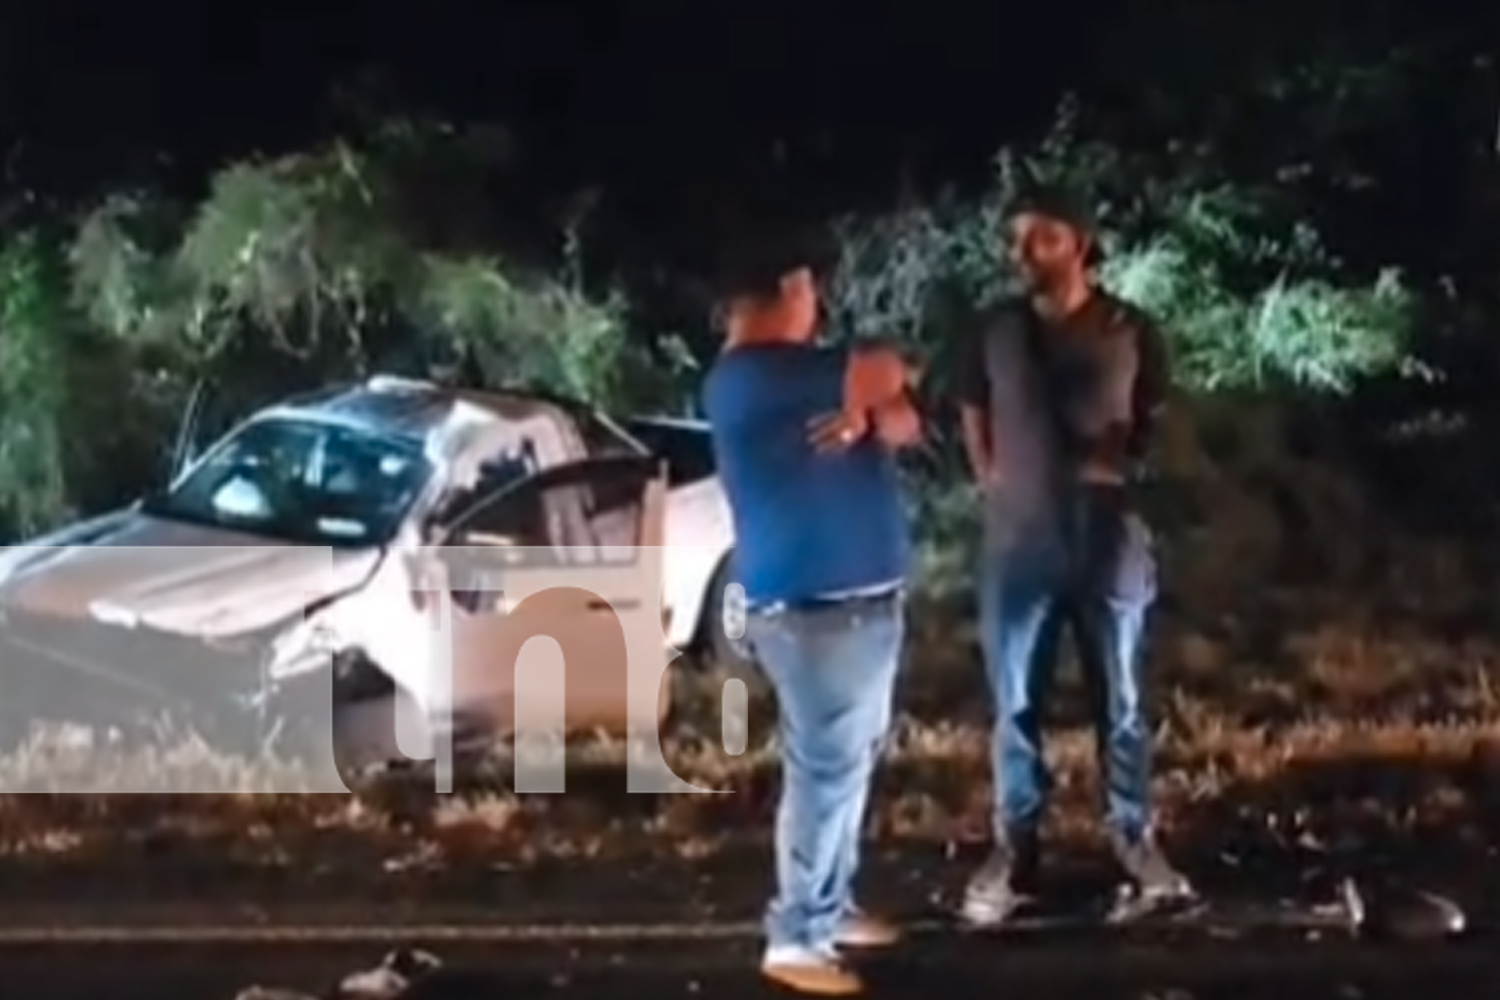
[702,554,758,677]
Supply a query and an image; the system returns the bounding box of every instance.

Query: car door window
[432,456,662,618]
[625,421,717,486]
[442,456,662,556]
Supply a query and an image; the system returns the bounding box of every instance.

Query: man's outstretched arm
[810,341,924,451]
[852,342,925,449]
[870,384,923,449]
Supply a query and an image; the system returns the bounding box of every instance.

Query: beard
[1016,261,1064,294]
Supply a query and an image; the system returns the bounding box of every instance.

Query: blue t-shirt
[702,342,910,607]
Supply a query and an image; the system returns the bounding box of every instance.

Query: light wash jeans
[744,590,905,952]
[979,484,1158,843]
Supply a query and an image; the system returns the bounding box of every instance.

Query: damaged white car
[0,374,741,772]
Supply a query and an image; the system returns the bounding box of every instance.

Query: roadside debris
[233,948,444,1000]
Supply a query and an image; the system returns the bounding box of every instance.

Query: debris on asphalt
[233,948,444,1000]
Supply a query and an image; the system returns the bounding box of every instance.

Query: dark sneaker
[1109,828,1194,904]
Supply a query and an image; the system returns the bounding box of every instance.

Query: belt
[749,583,904,617]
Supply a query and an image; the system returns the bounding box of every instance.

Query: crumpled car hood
[0,510,383,639]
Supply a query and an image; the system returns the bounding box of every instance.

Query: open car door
[416,454,670,753]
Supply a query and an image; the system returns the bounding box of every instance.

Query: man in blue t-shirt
[702,228,921,997]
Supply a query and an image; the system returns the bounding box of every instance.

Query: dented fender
[261,539,435,707]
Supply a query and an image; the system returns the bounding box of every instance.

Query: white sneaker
[761,943,864,995]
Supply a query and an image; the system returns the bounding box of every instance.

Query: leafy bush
[0,94,1432,616]
[826,96,1419,397]
[72,125,635,393]
[0,231,70,534]
[0,118,663,542]
[821,97,1424,599]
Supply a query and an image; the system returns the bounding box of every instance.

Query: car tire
[702,554,759,677]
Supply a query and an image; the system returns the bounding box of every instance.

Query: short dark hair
[708,216,835,305]
[1008,183,1104,266]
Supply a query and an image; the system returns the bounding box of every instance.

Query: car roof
[259,375,594,444]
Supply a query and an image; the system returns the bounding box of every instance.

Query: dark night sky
[0,2,1119,208]
[0,0,1490,228]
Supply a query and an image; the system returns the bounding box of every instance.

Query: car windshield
[142,416,434,547]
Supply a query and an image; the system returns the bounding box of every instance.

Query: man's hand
[807,409,871,453]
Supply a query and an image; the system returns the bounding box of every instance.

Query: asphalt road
[6,933,1498,1000]
[0,844,1491,998]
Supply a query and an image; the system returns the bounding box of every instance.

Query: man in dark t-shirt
[953,187,1193,926]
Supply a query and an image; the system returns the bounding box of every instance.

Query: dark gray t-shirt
[954,292,1170,548]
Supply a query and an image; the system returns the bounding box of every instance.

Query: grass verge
[0,607,1497,876]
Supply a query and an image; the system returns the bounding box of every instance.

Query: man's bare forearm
[846,345,911,413]
[871,394,922,449]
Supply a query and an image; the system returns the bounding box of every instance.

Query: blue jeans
[979,485,1157,843]
[745,592,905,951]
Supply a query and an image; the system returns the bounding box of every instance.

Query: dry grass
[0,609,1497,872]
